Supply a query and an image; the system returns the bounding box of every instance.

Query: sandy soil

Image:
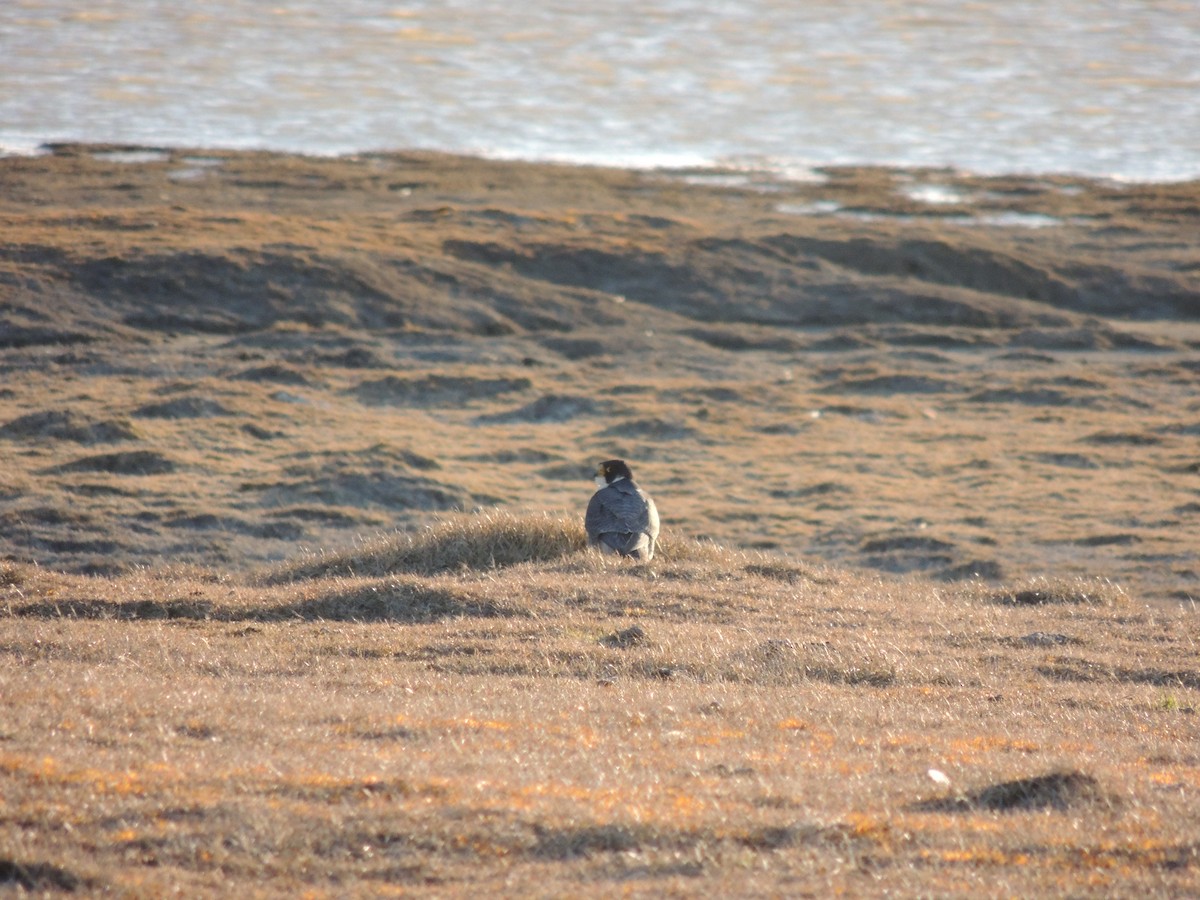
[1,143,1198,605]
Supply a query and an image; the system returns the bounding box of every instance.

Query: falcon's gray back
[585,479,659,560]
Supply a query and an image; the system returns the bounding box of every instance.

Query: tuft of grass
[989,576,1129,607]
[0,562,30,588]
[264,510,588,582]
[652,535,738,565]
[916,769,1115,813]
[743,560,840,585]
[264,511,764,588]
[0,859,87,893]
[724,638,899,687]
[1157,693,1180,712]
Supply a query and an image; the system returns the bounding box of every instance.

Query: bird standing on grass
[585,459,660,560]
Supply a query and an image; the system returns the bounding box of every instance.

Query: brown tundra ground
[1,145,1198,896]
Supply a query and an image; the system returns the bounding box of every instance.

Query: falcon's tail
[594,532,655,560]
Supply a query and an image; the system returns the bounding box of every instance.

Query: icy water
[2,0,1198,180]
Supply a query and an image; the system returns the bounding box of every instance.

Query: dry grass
[265,510,590,582]
[2,514,1198,897]
[2,146,1198,895]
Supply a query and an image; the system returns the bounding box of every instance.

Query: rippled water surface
[2,1,1198,179]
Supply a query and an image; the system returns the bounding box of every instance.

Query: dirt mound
[74,249,408,334]
[231,364,314,385]
[266,510,586,582]
[50,450,176,476]
[0,410,138,444]
[0,859,86,893]
[598,417,698,442]
[133,396,235,418]
[763,234,1199,320]
[476,394,605,424]
[442,236,1087,329]
[247,469,470,512]
[351,374,532,407]
[916,770,1114,812]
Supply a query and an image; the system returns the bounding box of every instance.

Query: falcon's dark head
[595,458,634,486]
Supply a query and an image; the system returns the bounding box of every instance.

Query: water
[2,0,1198,181]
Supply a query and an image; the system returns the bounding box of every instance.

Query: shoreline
[7,139,1200,187]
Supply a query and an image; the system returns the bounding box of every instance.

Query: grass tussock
[915,769,1116,813]
[0,561,31,588]
[265,510,589,582]
[724,638,899,687]
[262,512,792,588]
[0,859,87,893]
[989,575,1130,607]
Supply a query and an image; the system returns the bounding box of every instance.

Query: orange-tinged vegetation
[2,530,1198,896]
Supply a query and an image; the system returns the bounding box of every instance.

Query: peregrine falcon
[585,459,660,560]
